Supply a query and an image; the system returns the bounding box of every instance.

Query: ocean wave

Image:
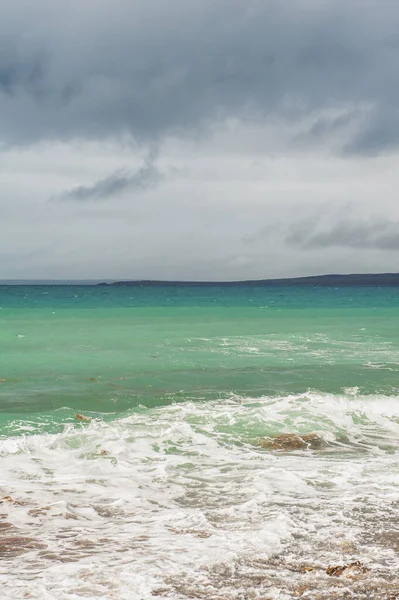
[0,392,398,598]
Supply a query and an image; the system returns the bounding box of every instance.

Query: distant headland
[2,273,399,286]
[97,273,399,287]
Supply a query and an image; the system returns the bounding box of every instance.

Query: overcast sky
[1,0,399,280]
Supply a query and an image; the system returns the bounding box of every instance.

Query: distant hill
[98,273,399,287]
[2,274,399,286]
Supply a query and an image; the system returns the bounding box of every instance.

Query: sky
[1,0,399,281]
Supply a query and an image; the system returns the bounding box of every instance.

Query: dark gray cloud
[1,0,399,154]
[244,212,399,251]
[58,154,163,201]
[286,217,399,250]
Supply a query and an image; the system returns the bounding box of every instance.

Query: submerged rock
[259,432,323,450]
[1,496,15,503]
[301,565,316,573]
[326,561,368,578]
[75,414,90,422]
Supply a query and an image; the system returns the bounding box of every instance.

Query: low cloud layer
[286,217,399,250]
[247,213,399,253]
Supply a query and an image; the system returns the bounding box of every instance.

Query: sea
[0,283,398,599]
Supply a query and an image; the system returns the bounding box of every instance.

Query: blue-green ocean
[0,284,398,598]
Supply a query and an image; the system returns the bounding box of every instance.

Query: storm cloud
[286,217,399,251]
[1,0,399,154]
[58,154,164,201]
[1,0,399,281]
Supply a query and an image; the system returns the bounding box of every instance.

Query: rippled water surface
[0,284,398,598]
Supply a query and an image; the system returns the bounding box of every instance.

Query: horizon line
[1,271,399,285]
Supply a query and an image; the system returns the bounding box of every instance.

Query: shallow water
[0,284,398,598]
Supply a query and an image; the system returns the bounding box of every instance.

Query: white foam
[0,392,398,598]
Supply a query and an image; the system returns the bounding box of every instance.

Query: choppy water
[0,284,398,599]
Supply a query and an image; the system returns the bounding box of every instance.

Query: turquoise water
[1,284,399,429]
[1,284,399,598]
